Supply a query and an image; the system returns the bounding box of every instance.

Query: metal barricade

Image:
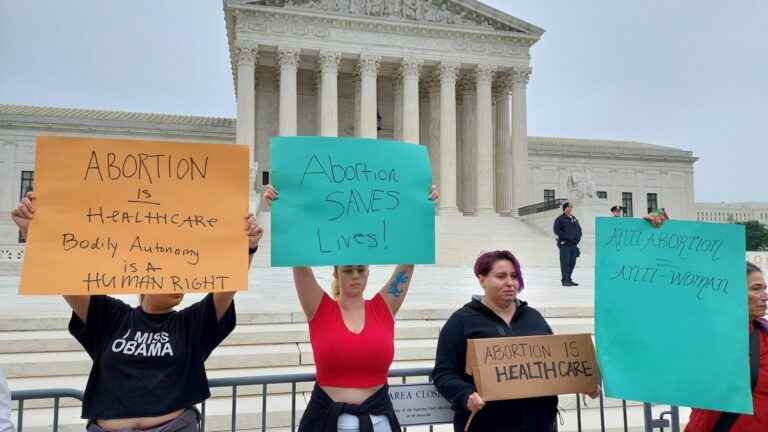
[10,388,84,432]
[10,370,682,432]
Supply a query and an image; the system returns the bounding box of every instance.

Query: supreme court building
[0,0,697,265]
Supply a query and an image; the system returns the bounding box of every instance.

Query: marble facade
[0,0,700,266]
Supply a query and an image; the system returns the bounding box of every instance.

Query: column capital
[458,73,477,93]
[511,67,532,85]
[475,64,497,84]
[421,74,439,94]
[392,77,403,93]
[357,53,381,76]
[235,43,259,67]
[438,61,460,83]
[493,73,514,98]
[399,57,423,79]
[277,47,301,69]
[318,50,342,74]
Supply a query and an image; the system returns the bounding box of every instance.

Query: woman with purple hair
[431,250,597,431]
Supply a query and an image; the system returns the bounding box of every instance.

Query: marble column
[510,67,532,215]
[400,57,423,144]
[495,74,514,215]
[278,47,300,136]
[426,76,441,189]
[475,64,496,215]
[358,54,381,139]
[438,61,460,215]
[235,43,258,192]
[460,76,477,215]
[493,81,501,211]
[318,50,341,137]
[353,74,362,136]
[393,77,403,140]
[313,70,322,134]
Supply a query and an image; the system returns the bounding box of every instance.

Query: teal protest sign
[270,136,435,266]
[596,218,750,413]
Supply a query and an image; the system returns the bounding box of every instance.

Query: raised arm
[10,192,93,323]
[63,296,91,323]
[212,213,263,320]
[378,185,438,316]
[378,265,415,316]
[263,184,326,320]
[292,267,325,320]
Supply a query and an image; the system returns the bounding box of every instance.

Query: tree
[738,221,768,251]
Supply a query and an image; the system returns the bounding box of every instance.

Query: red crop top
[308,292,395,388]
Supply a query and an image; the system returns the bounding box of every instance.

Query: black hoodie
[431,297,559,432]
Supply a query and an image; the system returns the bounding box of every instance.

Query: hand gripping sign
[269,136,435,266]
[20,136,249,295]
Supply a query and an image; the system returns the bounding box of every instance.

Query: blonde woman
[264,184,437,432]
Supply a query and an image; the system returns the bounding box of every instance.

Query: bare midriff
[322,384,384,404]
[96,409,185,431]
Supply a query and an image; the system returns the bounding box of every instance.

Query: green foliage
[737,221,768,251]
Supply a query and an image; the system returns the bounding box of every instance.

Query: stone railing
[0,245,24,262]
[518,198,569,216]
[747,251,768,269]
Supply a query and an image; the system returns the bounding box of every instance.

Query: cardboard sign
[389,383,453,426]
[20,136,249,295]
[270,136,435,266]
[596,218,751,413]
[465,334,600,401]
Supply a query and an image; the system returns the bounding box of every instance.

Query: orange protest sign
[466,334,601,401]
[20,136,249,295]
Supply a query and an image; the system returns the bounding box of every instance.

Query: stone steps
[0,262,606,429]
[8,360,438,410]
[0,320,441,353]
[0,313,593,353]
[1,307,678,431]
[0,338,456,379]
[0,316,593,355]
[4,314,596,416]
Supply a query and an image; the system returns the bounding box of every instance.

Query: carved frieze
[247,0,524,33]
[234,9,531,62]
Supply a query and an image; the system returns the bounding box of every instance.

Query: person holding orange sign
[11,192,262,432]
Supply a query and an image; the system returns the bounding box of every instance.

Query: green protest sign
[595,218,750,413]
[270,136,435,266]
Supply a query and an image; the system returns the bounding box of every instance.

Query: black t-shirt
[69,293,235,420]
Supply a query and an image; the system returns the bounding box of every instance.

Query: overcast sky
[1,1,766,202]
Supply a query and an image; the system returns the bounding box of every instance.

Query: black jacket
[431,297,558,432]
[298,383,400,432]
[553,213,582,246]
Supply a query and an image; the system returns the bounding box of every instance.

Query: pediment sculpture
[247,0,523,32]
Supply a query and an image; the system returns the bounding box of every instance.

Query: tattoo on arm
[387,271,409,298]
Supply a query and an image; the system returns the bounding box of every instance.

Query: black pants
[559,244,578,283]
